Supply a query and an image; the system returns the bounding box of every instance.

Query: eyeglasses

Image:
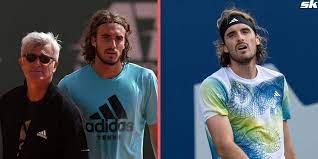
[23,53,55,64]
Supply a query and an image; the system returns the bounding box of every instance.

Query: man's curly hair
[80,10,132,64]
[214,8,268,67]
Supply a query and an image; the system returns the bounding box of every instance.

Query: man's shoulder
[201,76,226,89]
[125,63,156,78]
[126,63,154,73]
[65,65,90,79]
[257,65,285,78]
[202,68,228,84]
[1,85,25,101]
[59,65,90,84]
[0,85,25,116]
[201,69,228,91]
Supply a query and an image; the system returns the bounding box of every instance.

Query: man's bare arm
[206,115,248,159]
[283,121,296,159]
[149,123,158,159]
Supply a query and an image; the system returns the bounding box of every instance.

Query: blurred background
[162,0,318,158]
[0,0,157,158]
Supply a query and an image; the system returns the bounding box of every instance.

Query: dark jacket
[0,82,89,159]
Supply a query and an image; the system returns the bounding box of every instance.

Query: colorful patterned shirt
[199,65,290,159]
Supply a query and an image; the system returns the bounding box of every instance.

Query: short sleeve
[282,78,291,120]
[57,78,71,98]
[58,78,78,107]
[199,77,229,122]
[144,70,158,125]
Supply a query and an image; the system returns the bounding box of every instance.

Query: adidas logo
[90,95,128,120]
[36,130,47,139]
[274,91,281,97]
[229,18,238,24]
[81,149,90,152]
[85,95,134,133]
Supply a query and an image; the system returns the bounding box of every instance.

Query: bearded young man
[199,8,296,159]
[58,10,158,159]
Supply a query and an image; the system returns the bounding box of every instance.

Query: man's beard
[95,43,121,65]
[96,51,120,66]
[229,51,256,65]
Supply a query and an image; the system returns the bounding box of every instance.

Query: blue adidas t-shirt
[58,63,157,159]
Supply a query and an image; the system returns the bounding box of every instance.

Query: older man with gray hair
[0,32,89,159]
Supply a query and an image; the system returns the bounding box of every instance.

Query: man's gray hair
[20,32,61,60]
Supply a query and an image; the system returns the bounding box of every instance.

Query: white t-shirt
[199,65,291,159]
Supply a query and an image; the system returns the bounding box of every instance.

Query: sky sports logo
[300,0,318,8]
[85,95,133,134]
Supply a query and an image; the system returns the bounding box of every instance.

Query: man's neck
[26,80,50,102]
[92,61,123,79]
[229,60,258,79]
